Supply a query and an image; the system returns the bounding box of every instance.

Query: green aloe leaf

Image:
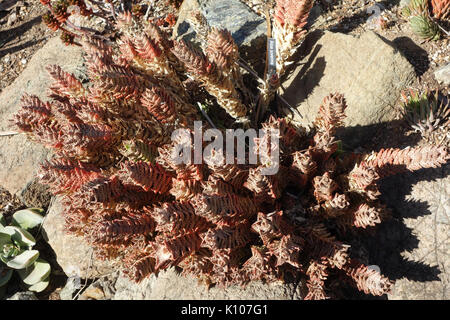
[6,250,39,269]
[0,269,13,287]
[410,14,440,41]
[2,226,36,248]
[18,258,51,285]
[12,208,45,230]
[27,275,50,293]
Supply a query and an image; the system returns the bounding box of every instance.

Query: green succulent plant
[0,208,50,297]
[402,90,450,146]
[409,14,441,40]
[402,0,441,41]
[402,0,429,17]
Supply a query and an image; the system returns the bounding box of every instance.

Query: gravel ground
[0,1,52,91]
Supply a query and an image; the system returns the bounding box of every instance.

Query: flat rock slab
[112,268,303,300]
[0,36,84,195]
[281,30,416,147]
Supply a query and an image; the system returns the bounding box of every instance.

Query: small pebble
[80,286,105,300]
[7,12,17,26]
[21,58,27,65]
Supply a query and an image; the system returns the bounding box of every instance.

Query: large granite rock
[0,36,84,196]
[42,197,119,279]
[281,30,416,147]
[112,268,304,300]
[175,0,267,70]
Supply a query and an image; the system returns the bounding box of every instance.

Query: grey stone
[59,276,82,300]
[0,36,84,196]
[280,30,416,147]
[112,268,304,300]
[113,272,153,300]
[434,63,450,85]
[174,0,267,70]
[42,197,119,279]
[7,291,38,300]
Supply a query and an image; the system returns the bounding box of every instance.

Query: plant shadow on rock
[336,120,422,151]
[334,124,446,299]
[281,30,326,110]
[392,36,430,76]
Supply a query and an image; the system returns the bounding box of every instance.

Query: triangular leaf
[6,250,39,269]
[18,258,51,285]
[12,208,44,230]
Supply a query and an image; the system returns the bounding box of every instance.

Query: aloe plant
[0,208,50,297]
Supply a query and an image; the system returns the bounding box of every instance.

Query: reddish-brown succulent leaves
[343,260,394,296]
[274,0,314,32]
[12,10,450,300]
[431,0,450,20]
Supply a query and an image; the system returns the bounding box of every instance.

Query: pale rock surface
[281,30,416,147]
[434,63,450,85]
[112,268,304,300]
